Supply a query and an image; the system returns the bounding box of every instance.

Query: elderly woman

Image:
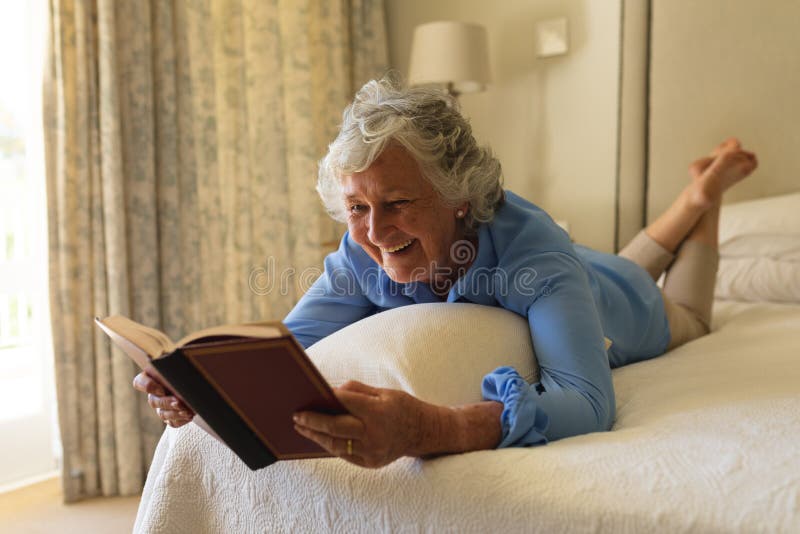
[135,78,757,468]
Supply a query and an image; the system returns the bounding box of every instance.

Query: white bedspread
[134,301,800,533]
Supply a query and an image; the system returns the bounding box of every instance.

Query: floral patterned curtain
[44,0,387,502]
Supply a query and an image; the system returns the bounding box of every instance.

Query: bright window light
[0,0,57,489]
[0,0,50,423]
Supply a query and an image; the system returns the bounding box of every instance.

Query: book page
[99,315,176,358]
[177,322,284,347]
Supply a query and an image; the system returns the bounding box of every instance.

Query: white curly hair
[317,77,504,232]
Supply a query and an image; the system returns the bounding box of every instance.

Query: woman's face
[342,145,469,287]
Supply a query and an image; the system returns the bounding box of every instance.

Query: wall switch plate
[536,17,568,57]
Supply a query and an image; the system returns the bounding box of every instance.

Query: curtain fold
[44,0,387,502]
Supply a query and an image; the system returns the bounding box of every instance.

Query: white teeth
[381,239,413,253]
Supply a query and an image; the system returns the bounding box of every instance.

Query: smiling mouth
[380,239,415,254]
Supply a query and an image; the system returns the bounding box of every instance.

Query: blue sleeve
[283,236,374,349]
[482,251,615,447]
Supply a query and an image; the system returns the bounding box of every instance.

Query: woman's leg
[618,140,722,279]
[619,138,755,278]
[619,138,757,348]
[645,138,753,253]
[661,203,721,349]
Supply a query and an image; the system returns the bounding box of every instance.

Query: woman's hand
[293,381,445,468]
[132,371,195,428]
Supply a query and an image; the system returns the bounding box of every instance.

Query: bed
[133,192,800,533]
[134,0,800,526]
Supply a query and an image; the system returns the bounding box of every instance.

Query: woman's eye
[349,204,366,214]
[389,200,410,208]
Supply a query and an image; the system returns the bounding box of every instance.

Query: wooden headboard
[646,0,800,221]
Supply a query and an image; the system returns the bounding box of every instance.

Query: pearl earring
[456,209,465,218]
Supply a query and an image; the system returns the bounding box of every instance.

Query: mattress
[134,300,800,533]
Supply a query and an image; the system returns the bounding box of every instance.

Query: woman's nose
[367,208,391,245]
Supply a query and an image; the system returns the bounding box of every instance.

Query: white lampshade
[408,21,491,95]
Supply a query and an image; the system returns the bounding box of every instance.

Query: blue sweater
[284,191,670,447]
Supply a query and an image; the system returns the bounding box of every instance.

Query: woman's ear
[455,203,469,218]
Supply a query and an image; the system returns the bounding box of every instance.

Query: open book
[95,315,346,470]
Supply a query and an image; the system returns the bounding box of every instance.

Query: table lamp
[408,21,491,98]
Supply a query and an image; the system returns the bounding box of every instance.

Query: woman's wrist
[452,401,504,452]
[411,400,503,457]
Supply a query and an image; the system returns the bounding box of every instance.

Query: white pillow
[306,303,539,407]
[715,256,800,303]
[717,235,800,261]
[719,192,800,260]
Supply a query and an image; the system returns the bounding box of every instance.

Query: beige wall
[385,0,623,252]
[648,0,800,220]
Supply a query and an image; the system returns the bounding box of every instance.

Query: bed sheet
[134,300,800,533]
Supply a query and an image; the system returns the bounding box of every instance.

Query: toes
[718,149,758,179]
[725,137,741,149]
[732,150,754,165]
[712,137,741,156]
[717,149,743,165]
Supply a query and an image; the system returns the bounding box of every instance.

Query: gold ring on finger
[346,439,353,456]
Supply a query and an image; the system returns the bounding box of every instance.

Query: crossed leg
[619,138,758,349]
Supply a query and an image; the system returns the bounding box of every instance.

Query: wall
[385,0,624,252]
[648,0,800,220]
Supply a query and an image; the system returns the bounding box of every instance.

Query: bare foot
[689,148,758,209]
[710,137,741,157]
[688,156,714,180]
[688,137,742,179]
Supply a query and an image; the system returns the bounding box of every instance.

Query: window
[0,0,58,490]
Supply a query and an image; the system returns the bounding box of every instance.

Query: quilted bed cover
[134,300,800,533]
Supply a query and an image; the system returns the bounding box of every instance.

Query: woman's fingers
[153,404,194,427]
[293,425,358,458]
[132,372,194,427]
[146,393,190,412]
[334,388,382,415]
[154,405,193,419]
[293,412,364,439]
[294,426,337,453]
[295,387,424,468]
[339,380,380,396]
[293,384,380,434]
[132,372,166,396]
